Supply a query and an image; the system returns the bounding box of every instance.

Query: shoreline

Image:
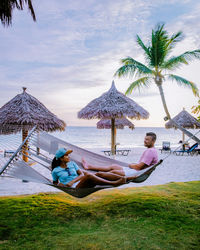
[0,146,200,197]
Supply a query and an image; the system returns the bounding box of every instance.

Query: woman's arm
[52,171,59,185]
[66,169,84,187]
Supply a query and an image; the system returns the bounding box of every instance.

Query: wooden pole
[36,131,40,155]
[111,118,116,155]
[182,131,185,142]
[22,128,28,162]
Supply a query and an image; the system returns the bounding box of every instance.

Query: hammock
[0,127,163,198]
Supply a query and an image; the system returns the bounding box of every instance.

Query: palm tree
[115,23,200,143]
[0,0,36,27]
[192,99,200,121]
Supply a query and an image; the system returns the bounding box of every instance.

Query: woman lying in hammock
[51,148,126,188]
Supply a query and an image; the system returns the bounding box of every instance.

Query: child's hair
[146,132,157,141]
[51,157,62,171]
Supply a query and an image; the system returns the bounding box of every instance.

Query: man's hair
[146,132,157,141]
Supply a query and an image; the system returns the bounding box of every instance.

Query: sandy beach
[0,146,199,197]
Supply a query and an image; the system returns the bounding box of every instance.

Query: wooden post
[36,131,40,155]
[182,131,185,143]
[22,128,28,162]
[111,118,116,155]
[37,147,40,155]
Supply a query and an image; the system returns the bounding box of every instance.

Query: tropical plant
[192,100,200,121]
[115,23,200,121]
[0,0,36,26]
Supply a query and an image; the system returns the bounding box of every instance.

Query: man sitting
[82,132,158,180]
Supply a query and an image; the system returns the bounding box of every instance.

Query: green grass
[0,181,200,250]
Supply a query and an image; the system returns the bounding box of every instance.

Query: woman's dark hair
[51,157,62,171]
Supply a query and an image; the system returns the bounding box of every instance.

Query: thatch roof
[165,109,200,129]
[78,81,149,120]
[97,118,134,129]
[0,88,66,134]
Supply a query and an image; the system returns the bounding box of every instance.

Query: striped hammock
[0,127,162,198]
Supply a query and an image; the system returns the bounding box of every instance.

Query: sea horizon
[0,126,199,151]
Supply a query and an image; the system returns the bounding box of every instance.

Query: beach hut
[0,87,66,162]
[165,108,200,147]
[78,81,149,155]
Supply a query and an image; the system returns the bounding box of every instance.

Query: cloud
[0,0,199,126]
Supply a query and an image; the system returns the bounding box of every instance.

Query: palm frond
[150,23,169,67]
[136,35,151,64]
[166,31,183,51]
[162,50,200,71]
[136,35,150,55]
[162,55,188,70]
[181,50,200,61]
[26,0,36,21]
[0,0,36,26]
[114,65,137,78]
[114,57,153,78]
[168,74,199,97]
[125,77,152,95]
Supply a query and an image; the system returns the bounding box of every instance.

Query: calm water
[52,126,199,149]
[0,127,199,150]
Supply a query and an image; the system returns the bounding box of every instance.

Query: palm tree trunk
[156,82,200,144]
[156,83,171,119]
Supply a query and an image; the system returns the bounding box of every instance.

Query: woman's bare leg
[82,158,122,172]
[95,171,124,181]
[110,170,125,176]
[76,172,126,188]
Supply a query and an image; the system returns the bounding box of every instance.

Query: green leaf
[125,77,152,95]
[114,57,153,78]
[167,74,199,97]
[162,55,188,70]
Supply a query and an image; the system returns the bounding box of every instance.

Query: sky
[0,0,200,127]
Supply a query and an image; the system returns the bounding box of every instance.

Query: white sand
[0,147,200,197]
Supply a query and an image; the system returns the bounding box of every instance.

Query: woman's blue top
[52,161,80,185]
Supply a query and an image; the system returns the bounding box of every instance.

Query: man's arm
[129,162,147,170]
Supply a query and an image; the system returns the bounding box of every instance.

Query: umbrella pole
[182,131,185,142]
[182,131,185,150]
[111,118,116,155]
[37,131,40,155]
[22,128,28,162]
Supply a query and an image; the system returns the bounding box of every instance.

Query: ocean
[0,127,199,151]
[52,126,199,149]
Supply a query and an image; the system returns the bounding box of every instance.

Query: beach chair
[159,141,171,153]
[4,150,15,157]
[194,148,200,155]
[173,143,198,156]
[103,149,131,156]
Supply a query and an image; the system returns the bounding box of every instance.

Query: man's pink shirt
[139,147,158,166]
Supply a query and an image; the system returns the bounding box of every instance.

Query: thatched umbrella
[97,117,134,129]
[165,108,200,147]
[0,87,66,161]
[78,81,149,154]
[97,117,134,151]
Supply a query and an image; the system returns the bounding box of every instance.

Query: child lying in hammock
[51,148,126,188]
[81,132,158,181]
